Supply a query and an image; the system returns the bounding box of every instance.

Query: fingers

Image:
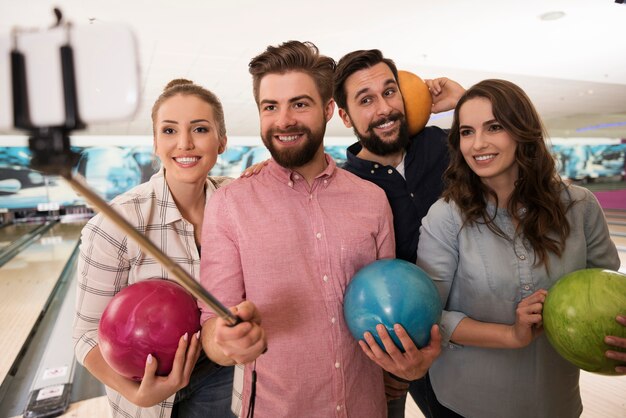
[392,324,419,355]
[517,290,548,326]
[235,301,262,325]
[605,340,626,374]
[240,160,269,177]
[616,315,626,327]
[425,78,447,96]
[421,325,442,360]
[215,304,267,364]
[182,331,202,378]
[165,332,193,388]
[518,289,548,307]
[605,335,626,350]
[141,352,158,385]
[360,324,438,381]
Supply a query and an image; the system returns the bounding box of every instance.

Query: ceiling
[1,0,626,140]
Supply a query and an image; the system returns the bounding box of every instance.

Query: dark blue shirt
[343,126,449,263]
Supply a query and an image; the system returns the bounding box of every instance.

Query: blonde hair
[150,78,226,138]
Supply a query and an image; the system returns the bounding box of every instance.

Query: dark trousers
[387,373,464,418]
[172,353,235,418]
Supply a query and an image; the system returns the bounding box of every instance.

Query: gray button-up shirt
[417,184,620,418]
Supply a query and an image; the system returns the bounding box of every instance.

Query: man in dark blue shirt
[333,49,464,418]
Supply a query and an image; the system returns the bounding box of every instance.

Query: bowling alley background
[0,136,624,215]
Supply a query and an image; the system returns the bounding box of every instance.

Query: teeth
[376,121,394,129]
[475,154,496,161]
[175,157,199,164]
[277,135,299,142]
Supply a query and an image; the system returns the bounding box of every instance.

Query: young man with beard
[333,50,465,418]
[199,41,441,418]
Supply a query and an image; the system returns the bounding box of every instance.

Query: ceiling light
[576,121,626,132]
[539,11,566,21]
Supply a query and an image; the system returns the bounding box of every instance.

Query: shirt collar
[346,138,414,170]
[153,168,214,225]
[267,154,337,187]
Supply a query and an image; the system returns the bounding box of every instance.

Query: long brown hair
[443,79,570,267]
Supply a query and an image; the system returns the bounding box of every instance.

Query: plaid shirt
[72,169,232,418]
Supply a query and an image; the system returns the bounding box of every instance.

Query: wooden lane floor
[0,223,42,251]
[0,221,84,385]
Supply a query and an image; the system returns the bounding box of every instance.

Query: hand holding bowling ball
[343,259,444,380]
[543,268,626,375]
[344,259,442,350]
[98,279,202,381]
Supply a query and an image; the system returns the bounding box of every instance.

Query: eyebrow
[459,119,499,130]
[259,95,316,106]
[353,78,397,100]
[160,119,211,124]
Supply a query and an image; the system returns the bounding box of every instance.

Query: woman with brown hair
[416,79,619,417]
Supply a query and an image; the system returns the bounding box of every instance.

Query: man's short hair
[249,40,336,105]
[333,49,399,111]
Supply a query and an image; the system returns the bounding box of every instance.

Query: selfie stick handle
[65,173,240,326]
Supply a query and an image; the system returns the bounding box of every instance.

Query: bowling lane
[0,223,43,251]
[0,221,84,385]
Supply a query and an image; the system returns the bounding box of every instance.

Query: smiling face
[458,97,519,190]
[258,71,333,169]
[154,93,225,189]
[339,62,410,156]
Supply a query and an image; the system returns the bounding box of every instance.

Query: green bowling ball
[543,268,626,375]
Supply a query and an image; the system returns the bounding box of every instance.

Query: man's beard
[353,112,410,156]
[262,123,325,169]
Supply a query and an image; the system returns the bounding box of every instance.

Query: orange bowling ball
[397,70,432,136]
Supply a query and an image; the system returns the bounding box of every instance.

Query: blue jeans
[172,353,235,418]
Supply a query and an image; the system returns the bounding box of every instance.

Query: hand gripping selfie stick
[9,13,239,327]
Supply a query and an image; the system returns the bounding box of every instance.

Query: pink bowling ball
[99,279,200,381]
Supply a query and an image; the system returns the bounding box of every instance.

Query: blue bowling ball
[344,259,442,350]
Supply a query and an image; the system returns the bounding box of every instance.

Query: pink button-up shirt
[200,156,395,417]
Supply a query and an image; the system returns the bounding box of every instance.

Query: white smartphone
[0,22,140,131]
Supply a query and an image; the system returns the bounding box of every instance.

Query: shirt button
[293,174,300,180]
[335,362,340,369]
[288,181,293,187]
[316,232,322,239]
[323,179,328,184]
[336,405,342,411]
[309,194,313,200]
[410,193,414,198]
[519,254,526,260]
[523,284,531,291]
[323,275,328,282]
[331,317,336,324]
[387,169,393,174]
[374,164,379,168]
[370,170,375,174]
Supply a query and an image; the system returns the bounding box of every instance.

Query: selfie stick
[10,23,239,327]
